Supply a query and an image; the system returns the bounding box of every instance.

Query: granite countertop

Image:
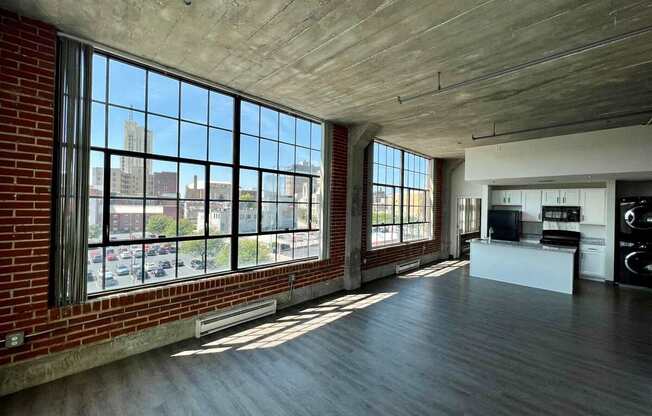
[471,238,577,254]
[521,233,606,246]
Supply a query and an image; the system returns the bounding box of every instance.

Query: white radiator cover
[396,259,421,275]
[195,299,277,338]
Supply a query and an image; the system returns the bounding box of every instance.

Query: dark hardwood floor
[3,261,652,415]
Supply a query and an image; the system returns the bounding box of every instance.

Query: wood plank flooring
[3,261,652,415]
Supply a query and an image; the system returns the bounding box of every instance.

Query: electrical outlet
[5,331,24,348]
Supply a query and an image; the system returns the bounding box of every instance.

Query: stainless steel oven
[542,206,580,222]
[619,197,652,242]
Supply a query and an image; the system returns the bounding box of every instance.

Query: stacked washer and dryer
[618,197,652,288]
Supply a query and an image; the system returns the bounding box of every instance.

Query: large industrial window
[371,141,431,247]
[87,52,322,294]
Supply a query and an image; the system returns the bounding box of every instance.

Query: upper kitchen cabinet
[580,188,606,225]
[543,190,561,206]
[491,190,522,206]
[542,189,580,206]
[521,190,542,222]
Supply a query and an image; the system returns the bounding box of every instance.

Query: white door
[580,189,606,225]
[542,190,559,206]
[505,190,522,205]
[561,189,580,206]
[521,190,542,222]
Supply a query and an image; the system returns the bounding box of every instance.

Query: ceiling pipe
[397,24,652,105]
[471,110,652,141]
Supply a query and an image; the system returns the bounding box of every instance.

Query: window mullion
[231,97,241,269]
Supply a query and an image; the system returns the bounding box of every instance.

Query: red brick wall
[0,9,349,366]
[361,146,443,270]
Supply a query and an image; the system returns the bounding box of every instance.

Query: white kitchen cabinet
[542,190,560,206]
[580,245,605,278]
[491,190,521,206]
[521,190,542,222]
[580,188,606,225]
[560,189,580,205]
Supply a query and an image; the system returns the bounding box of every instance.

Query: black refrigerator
[488,210,522,242]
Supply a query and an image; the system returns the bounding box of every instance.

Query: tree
[146,215,174,236]
[88,224,101,240]
[176,219,195,236]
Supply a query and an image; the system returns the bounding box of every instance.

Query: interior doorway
[456,198,482,259]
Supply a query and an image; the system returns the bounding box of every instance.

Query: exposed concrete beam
[344,122,381,290]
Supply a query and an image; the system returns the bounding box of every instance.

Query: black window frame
[370,141,432,248]
[86,51,323,297]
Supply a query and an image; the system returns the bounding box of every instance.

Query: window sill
[367,238,434,252]
[87,256,321,300]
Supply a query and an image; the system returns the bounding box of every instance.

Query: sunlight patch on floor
[399,260,469,279]
[171,292,397,357]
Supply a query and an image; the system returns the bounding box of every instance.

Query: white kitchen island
[470,239,576,294]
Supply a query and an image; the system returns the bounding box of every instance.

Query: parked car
[134,249,143,258]
[105,276,119,287]
[92,255,102,263]
[145,262,158,272]
[146,249,158,256]
[174,259,185,267]
[131,264,142,276]
[158,260,171,269]
[107,253,118,261]
[116,265,130,276]
[153,268,166,277]
[120,251,132,259]
[86,271,95,281]
[157,247,169,255]
[190,259,204,270]
[168,246,177,253]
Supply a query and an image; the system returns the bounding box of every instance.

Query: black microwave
[542,206,580,222]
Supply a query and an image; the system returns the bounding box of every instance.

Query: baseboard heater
[195,299,277,338]
[396,259,421,275]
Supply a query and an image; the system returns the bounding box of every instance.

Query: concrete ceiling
[4,0,652,158]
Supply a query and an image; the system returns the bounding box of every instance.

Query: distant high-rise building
[118,115,153,195]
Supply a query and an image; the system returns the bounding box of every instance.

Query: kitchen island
[470,239,576,294]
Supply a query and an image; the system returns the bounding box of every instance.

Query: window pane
[179,200,204,236]
[110,155,144,197]
[296,119,310,147]
[311,203,320,229]
[147,159,177,198]
[239,202,257,233]
[311,150,321,175]
[278,202,293,230]
[279,113,295,144]
[91,102,105,147]
[278,175,294,202]
[278,143,295,171]
[179,163,204,199]
[180,122,207,160]
[295,176,309,202]
[260,107,279,140]
[90,151,104,196]
[238,236,257,268]
[295,203,309,229]
[147,115,178,157]
[106,244,143,290]
[294,232,309,259]
[210,166,232,200]
[92,54,106,102]
[261,203,277,231]
[262,173,277,201]
[257,234,276,265]
[148,72,179,117]
[88,197,103,244]
[309,231,320,257]
[277,233,293,261]
[295,147,310,174]
[108,59,145,110]
[209,128,232,164]
[87,247,103,294]
[178,239,206,277]
[240,134,258,167]
[241,101,259,136]
[311,178,321,204]
[109,199,143,240]
[259,139,278,170]
[311,123,322,150]
[207,238,230,273]
[209,91,233,130]
[239,169,258,201]
[108,106,145,151]
[208,201,231,235]
[145,199,177,238]
[180,82,208,124]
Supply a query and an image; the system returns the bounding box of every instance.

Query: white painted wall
[465,125,652,182]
